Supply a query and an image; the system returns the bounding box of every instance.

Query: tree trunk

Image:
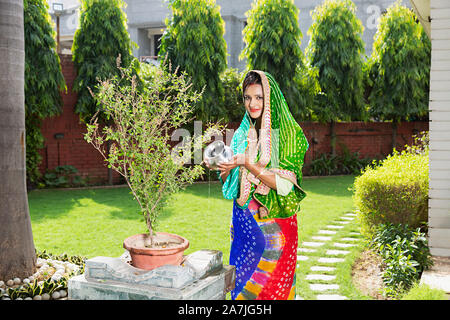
[107,140,113,185]
[330,120,336,155]
[0,0,37,280]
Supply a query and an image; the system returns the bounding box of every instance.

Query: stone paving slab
[318,230,337,235]
[306,274,336,281]
[318,257,345,264]
[340,217,354,221]
[297,255,309,261]
[310,266,336,272]
[340,237,359,241]
[337,221,350,225]
[312,236,332,241]
[326,225,344,229]
[302,242,325,247]
[326,250,350,256]
[345,213,357,217]
[333,242,356,248]
[309,284,339,291]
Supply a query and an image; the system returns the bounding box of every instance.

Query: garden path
[295,212,363,300]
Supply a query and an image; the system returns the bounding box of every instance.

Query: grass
[28,175,366,298]
[400,282,448,300]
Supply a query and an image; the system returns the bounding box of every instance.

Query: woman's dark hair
[242,71,262,93]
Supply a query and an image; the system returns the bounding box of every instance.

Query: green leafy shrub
[42,165,87,188]
[400,282,447,300]
[309,149,373,176]
[369,223,433,298]
[220,67,245,123]
[353,141,429,237]
[36,250,86,271]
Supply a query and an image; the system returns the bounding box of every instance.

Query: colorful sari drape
[222,70,309,300]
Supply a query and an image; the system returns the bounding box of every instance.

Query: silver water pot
[203,140,233,170]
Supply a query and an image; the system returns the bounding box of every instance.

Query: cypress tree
[306,0,366,154]
[365,1,430,149]
[24,0,67,184]
[159,0,228,122]
[72,0,138,123]
[241,0,317,120]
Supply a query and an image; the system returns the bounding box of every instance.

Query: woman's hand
[217,154,246,174]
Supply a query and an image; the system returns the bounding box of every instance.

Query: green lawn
[29,175,364,299]
[29,175,357,263]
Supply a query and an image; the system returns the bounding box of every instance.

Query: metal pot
[203,140,233,170]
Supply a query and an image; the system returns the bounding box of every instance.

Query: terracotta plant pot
[123,232,189,271]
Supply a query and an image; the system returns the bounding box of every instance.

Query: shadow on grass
[28,186,141,223]
[28,175,356,224]
[28,182,225,224]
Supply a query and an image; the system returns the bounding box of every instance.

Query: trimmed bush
[353,141,428,237]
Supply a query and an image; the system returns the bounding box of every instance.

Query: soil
[140,233,184,249]
[351,249,386,300]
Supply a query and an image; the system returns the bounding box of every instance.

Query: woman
[216,70,309,300]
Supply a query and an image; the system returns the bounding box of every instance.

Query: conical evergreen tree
[306,0,366,154]
[72,0,138,123]
[159,0,228,122]
[240,0,318,120]
[366,1,430,123]
[24,0,67,184]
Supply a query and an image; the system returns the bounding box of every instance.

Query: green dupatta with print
[222,70,309,219]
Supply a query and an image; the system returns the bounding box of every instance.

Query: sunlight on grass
[28,175,357,276]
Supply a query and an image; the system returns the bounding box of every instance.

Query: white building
[411,0,450,296]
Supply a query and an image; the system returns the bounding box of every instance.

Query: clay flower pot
[123,232,189,270]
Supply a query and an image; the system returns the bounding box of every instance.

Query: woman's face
[243,84,264,120]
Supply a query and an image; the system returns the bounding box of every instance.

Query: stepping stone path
[296,212,363,300]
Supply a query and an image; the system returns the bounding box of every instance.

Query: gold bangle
[256,169,267,179]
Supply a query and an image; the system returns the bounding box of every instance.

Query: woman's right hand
[217,154,246,173]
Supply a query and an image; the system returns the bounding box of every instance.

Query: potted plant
[84,55,222,270]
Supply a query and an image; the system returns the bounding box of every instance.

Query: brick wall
[299,121,429,167]
[37,55,429,184]
[38,54,123,185]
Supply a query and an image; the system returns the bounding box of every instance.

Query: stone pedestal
[68,250,235,300]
